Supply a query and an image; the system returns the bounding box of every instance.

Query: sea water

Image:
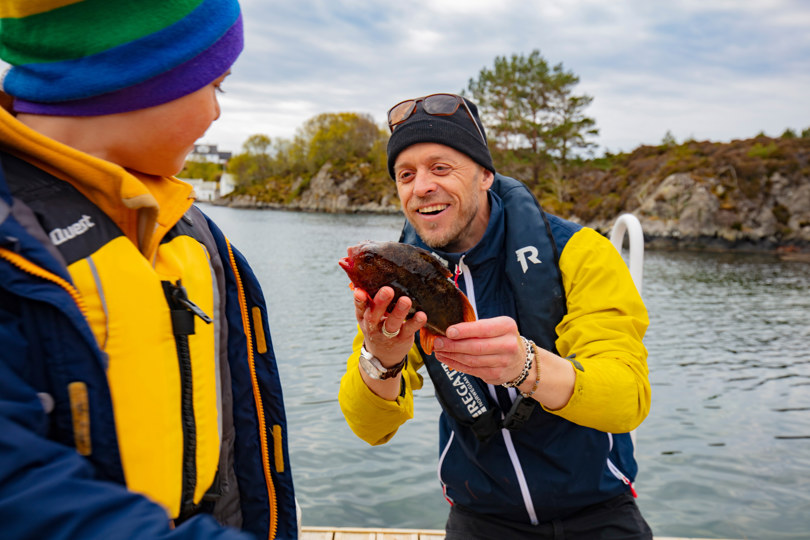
[203,205,810,540]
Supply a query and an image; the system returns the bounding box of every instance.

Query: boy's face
[108,71,230,176]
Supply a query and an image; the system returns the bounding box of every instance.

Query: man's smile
[417,204,450,216]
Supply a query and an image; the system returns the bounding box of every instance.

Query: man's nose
[413,170,437,197]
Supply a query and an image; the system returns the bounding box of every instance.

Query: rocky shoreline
[214,152,810,257]
[212,195,810,259]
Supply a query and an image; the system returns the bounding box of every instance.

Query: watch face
[359,353,384,379]
[359,347,407,380]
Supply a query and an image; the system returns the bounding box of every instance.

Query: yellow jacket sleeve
[546,227,651,433]
[338,328,425,446]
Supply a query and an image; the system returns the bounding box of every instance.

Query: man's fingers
[401,311,427,336]
[353,289,369,308]
[381,296,411,332]
[445,316,517,340]
[436,352,504,380]
[369,287,394,317]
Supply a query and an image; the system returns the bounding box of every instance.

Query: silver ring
[381,323,400,339]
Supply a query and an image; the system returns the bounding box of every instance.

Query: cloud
[4,0,809,157]
[203,0,809,154]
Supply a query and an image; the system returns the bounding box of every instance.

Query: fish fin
[348,282,356,290]
[420,329,438,356]
[461,293,477,322]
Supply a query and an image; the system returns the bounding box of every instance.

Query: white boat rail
[610,213,644,293]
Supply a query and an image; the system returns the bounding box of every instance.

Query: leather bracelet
[359,344,407,380]
[501,337,535,388]
[520,342,541,399]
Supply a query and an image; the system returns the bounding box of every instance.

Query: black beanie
[386,96,495,179]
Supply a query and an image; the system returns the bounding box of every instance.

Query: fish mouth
[338,256,353,271]
[416,203,450,216]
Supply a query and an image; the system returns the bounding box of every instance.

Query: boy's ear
[0,92,13,110]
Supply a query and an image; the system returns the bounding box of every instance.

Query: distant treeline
[181,50,810,213]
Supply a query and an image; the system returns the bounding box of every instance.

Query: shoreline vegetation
[205,133,810,256]
[184,51,808,256]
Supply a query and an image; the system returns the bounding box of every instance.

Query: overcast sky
[199,0,809,156]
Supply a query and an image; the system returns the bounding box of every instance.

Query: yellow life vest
[5,152,221,519]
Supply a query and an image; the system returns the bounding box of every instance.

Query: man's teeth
[418,204,448,214]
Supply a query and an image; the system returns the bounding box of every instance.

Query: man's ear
[481,169,494,190]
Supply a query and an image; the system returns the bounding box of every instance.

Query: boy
[0,1,297,538]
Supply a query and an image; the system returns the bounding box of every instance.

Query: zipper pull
[621,475,638,498]
[166,279,213,324]
[454,265,462,288]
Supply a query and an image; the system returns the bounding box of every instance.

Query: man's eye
[397,171,414,183]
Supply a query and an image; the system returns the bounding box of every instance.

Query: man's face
[393,142,493,253]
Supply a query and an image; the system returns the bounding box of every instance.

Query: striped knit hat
[0,0,243,116]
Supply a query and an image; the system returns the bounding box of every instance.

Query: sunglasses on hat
[387,93,487,145]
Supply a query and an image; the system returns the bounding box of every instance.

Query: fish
[338,241,476,355]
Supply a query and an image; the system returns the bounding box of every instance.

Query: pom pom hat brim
[0,0,243,115]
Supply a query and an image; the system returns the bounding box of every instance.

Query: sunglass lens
[422,94,461,115]
[389,101,417,126]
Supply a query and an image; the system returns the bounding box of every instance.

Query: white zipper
[437,430,455,504]
[460,256,539,525]
[500,393,539,525]
[457,255,477,315]
[606,433,638,497]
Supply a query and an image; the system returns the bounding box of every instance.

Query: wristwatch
[359,344,407,380]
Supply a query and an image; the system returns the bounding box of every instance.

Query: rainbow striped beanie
[0,0,243,116]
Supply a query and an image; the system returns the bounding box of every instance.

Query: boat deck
[301,526,728,539]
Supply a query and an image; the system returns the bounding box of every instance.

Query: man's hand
[353,286,426,367]
[432,316,525,386]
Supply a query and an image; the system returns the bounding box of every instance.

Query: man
[0,1,296,538]
[338,93,652,539]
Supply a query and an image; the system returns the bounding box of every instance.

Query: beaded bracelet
[520,342,541,399]
[501,336,535,388]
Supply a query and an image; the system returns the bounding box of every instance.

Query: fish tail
[420,329,438,355]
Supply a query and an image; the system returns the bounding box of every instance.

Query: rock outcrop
[220,162,400,214]
[583,171,810,250]
[291,163,399,214]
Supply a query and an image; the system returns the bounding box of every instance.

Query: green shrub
[746,142,779,159]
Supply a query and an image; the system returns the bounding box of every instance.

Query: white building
[190,143,233,164]
[183,178,219,202]
[179,143,235,201]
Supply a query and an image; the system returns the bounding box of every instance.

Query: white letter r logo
[516,246,541,273]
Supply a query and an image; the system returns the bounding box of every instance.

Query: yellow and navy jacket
[0,108,296,539]
[339,174,651,524]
